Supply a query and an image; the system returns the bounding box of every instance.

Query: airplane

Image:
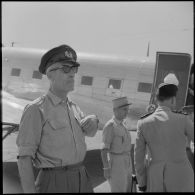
[2,45,156,193]
[2,46,193,193]
[2,46,155,129]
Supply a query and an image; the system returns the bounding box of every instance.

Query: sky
[2,1,194,62]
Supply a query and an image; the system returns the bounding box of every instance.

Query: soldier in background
[101,97,132,192]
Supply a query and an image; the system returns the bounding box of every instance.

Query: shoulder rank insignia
[32,95,45,104]
[140,111,154,119]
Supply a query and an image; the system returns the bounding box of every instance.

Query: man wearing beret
[134,81,194,192]
[16,44,99,193]
[101,97,133,192]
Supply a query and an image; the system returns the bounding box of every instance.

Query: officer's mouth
[67,78,75,84]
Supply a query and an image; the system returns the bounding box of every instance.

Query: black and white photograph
[2,1,194,193]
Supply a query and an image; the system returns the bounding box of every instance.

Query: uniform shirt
[134,105,194,187]
[102,117,132,153]
[16,90,96,168]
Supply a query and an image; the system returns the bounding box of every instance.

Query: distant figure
[16,45,99,193]
[186,64,194,106]
[146,104,156,113]
[101,97,133,192]
[134,82,194,192]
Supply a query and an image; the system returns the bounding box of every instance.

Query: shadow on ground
[83,149,105,188]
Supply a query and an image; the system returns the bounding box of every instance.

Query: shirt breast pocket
[48,119,67,131]
[114,133,125,145]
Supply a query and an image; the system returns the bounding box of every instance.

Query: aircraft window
[32,71,42,79]
[11,68,21,76]
[108,79,121,89]
[138,82,152,93]
[81,76,93,86]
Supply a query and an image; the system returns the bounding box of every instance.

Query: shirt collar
[47,90,68,106]
[113,116,124,125]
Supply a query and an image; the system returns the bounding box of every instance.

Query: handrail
[2,122,19,141]
[3,122,19,126]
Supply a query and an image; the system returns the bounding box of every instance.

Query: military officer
[16,44,99,193]
[134,81,194,192]
[101,97,132,192]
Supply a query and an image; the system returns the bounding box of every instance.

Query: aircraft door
[150,52,191,110]
[106,78,123,98]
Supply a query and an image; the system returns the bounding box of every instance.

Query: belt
[41,161,83,171]
[110,151,130,155]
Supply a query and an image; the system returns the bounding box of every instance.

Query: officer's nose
[67,69,76,76]
[68,74,75,79]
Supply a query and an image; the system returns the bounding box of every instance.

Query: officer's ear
[171,96,176,105]
[113,108,117,115]
[46,71,54,81]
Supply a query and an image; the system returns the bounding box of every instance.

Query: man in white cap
[164,72,194,171]
[134,82,194,192]
[101,97,133,192]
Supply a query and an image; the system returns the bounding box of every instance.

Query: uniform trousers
[146,160,194,192]
[35,162,93,193]
[108,152,132,192]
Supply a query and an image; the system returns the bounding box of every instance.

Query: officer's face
[50,63,77,92]
[115,106,129,120]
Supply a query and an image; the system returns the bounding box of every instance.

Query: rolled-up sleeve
[134,120,147,187]
[16,105,43,159]
[84,118,98,137]
[101,123,114,149]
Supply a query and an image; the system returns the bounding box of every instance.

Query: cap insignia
[64,50,73,58]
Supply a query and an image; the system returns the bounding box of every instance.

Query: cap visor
[58,60,80,67]
[158,83,169,88]
[118,103,132,108]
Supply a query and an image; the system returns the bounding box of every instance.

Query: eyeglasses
[49,65,79,74]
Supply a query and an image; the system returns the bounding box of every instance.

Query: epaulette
[140,111,154,119]
[104,120,114,129]
[172,110,188,115]
[33,95,45,104]
[23,96,45,113]
[107,120,114,126]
